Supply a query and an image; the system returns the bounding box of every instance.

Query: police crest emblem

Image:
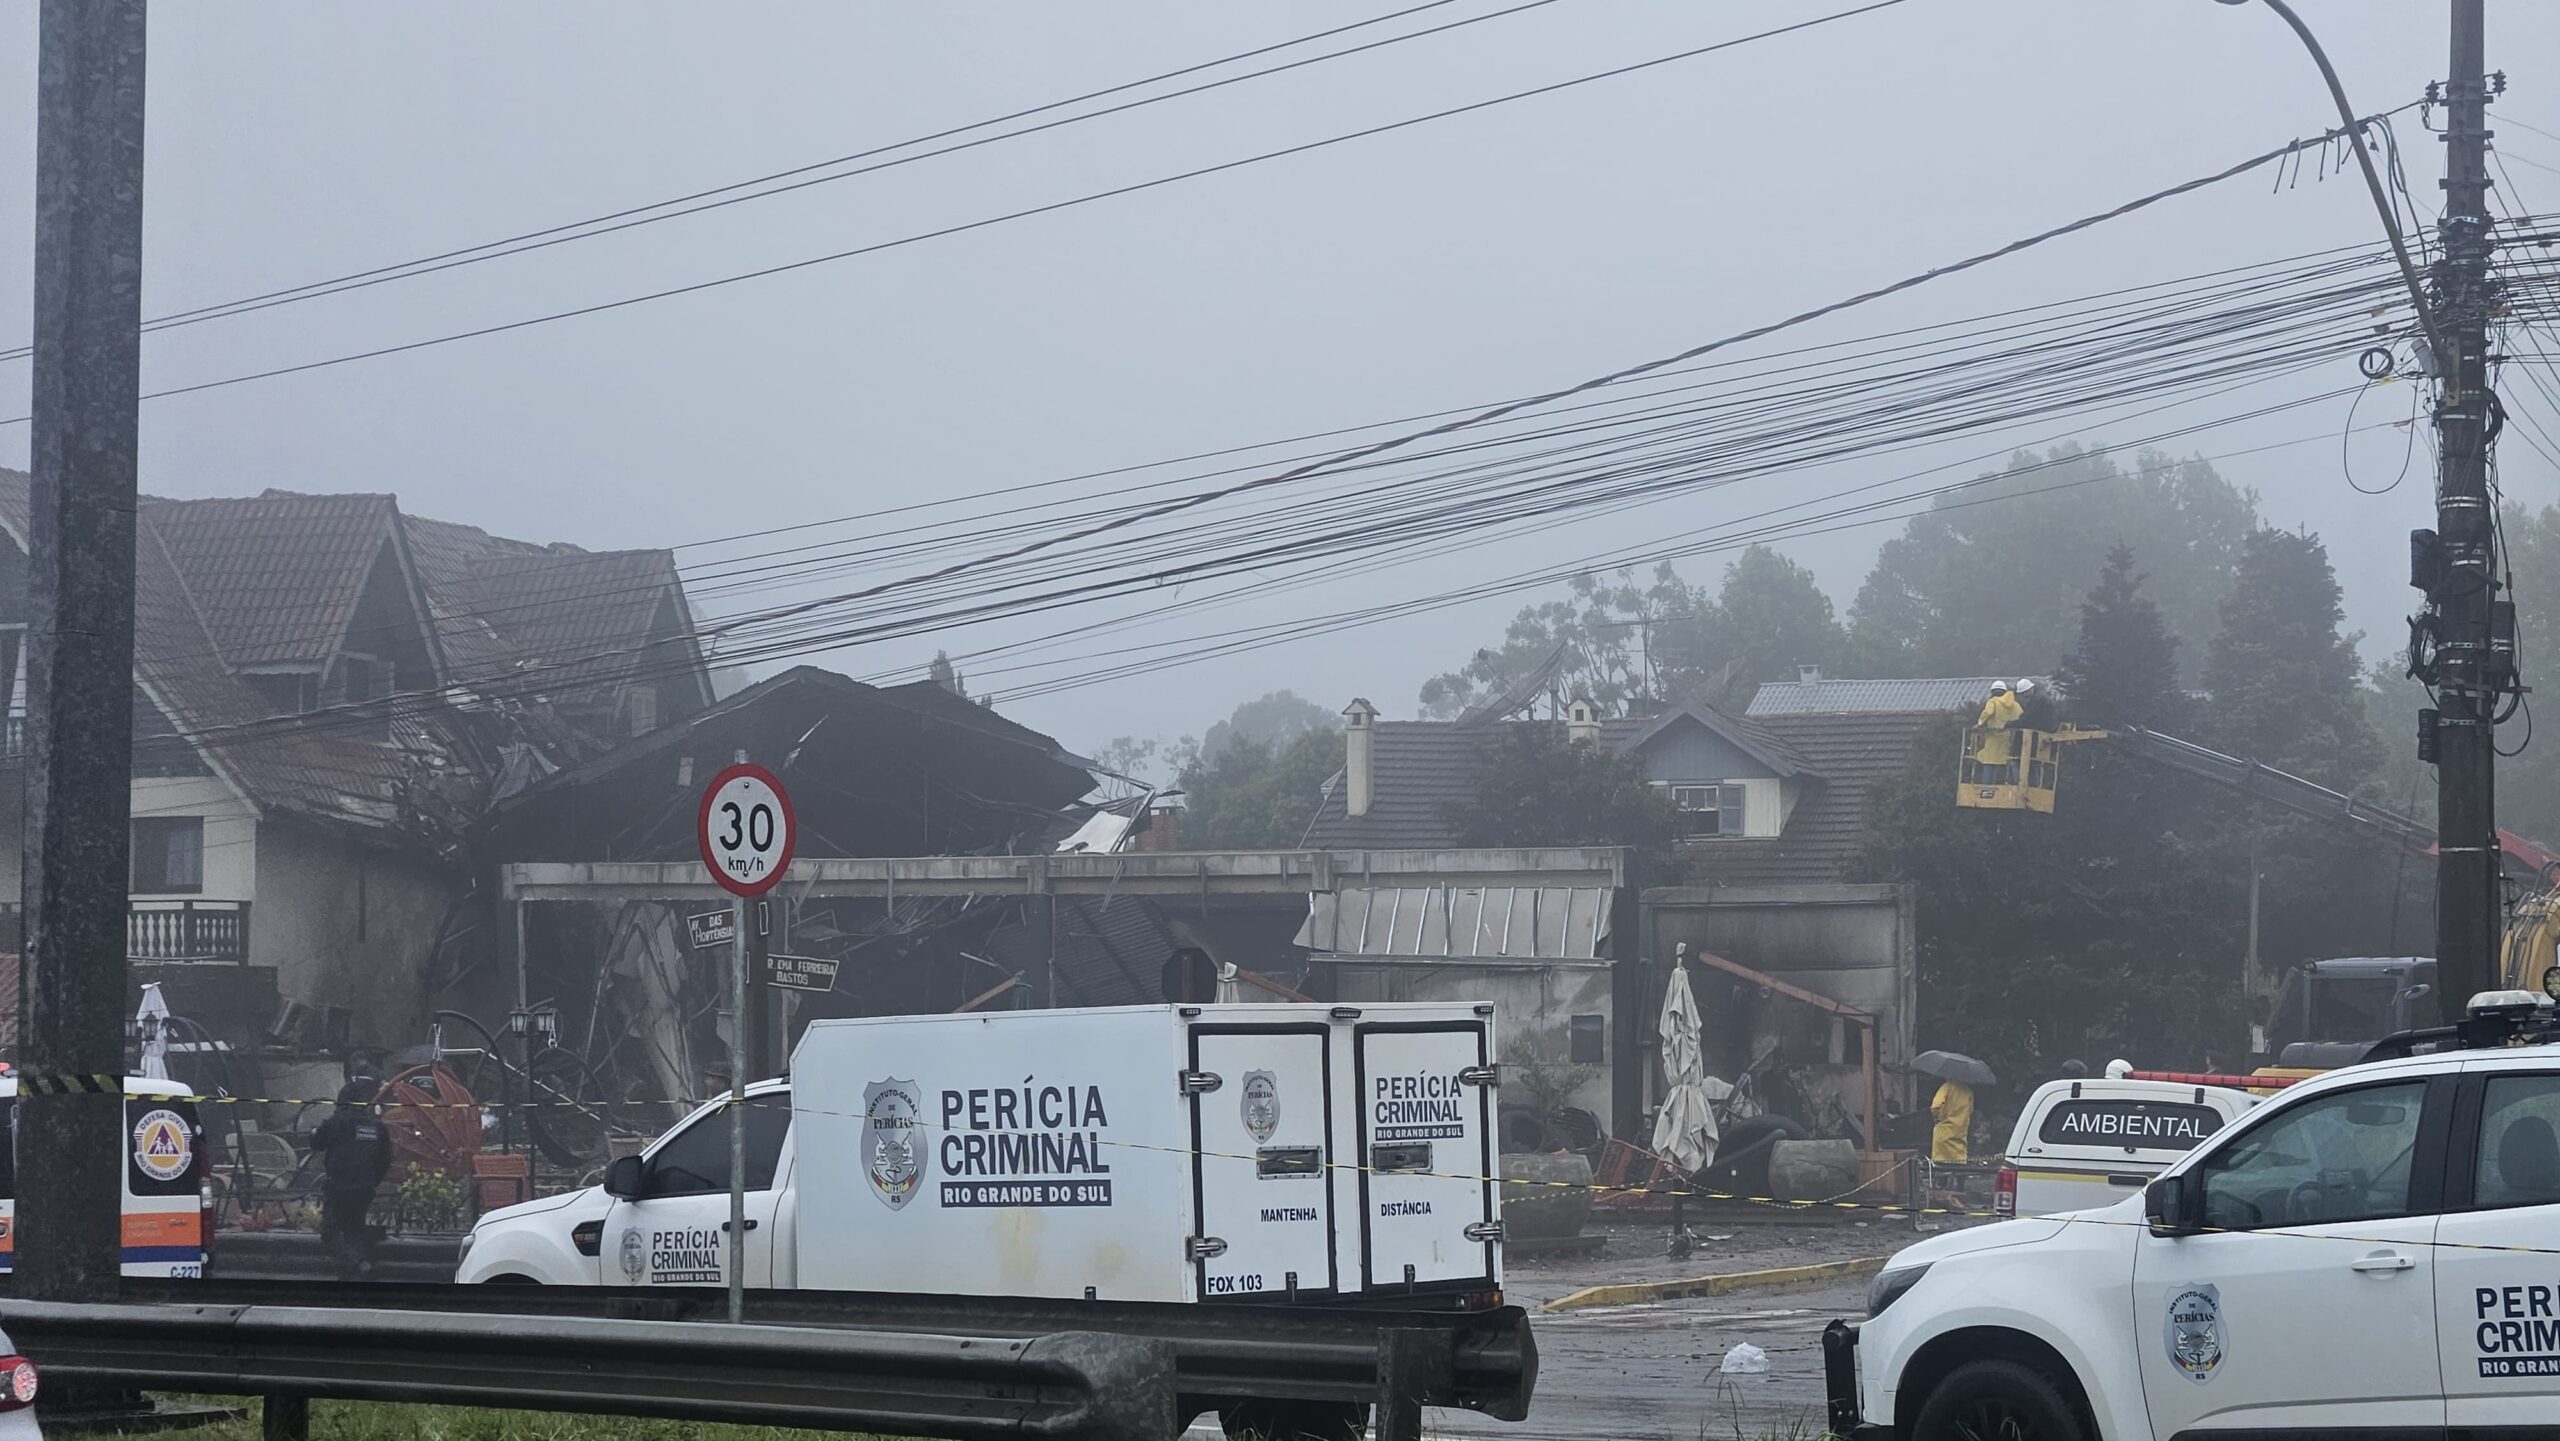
[1240,1070,1280,1144]
[2164,1283,2225,1383]
[864,1078,925,1210]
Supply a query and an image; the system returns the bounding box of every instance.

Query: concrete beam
[501,847,1627,902]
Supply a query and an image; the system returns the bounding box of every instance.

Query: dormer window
[621,685,660,737]
[1666,782,1746,838]
[336,654,393,741]
[246,669,321,717]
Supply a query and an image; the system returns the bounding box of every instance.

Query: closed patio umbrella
[1651,962,1732,1173]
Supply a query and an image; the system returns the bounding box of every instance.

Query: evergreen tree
[2053,544,2188,731]
[1176,730,1345,848]
[1658,545,1847,693]
[2200,528,2381,790]
[1844,445,2258,680]
[1442,727,1675,850]
[1199,690,1334,762]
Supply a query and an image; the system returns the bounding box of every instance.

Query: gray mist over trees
[1104,437,2515,1090]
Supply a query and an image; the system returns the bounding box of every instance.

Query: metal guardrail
[2,1299,1177,1441]
[107,1278,1539,1437]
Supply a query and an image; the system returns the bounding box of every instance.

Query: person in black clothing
[309,1079,392,1281]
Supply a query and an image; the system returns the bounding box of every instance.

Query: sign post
[697,760,794,1324]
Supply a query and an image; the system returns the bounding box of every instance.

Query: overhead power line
[174,232,2441,670]
[671,108,2433,649]
[0,0,1557,360]
[72,125,2552,764]
[0,0,1917,425]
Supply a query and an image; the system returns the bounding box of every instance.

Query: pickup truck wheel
[1219,1399,1367,1440]
[1912,1358,2086,1441]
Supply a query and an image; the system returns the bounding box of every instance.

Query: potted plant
[395,1165,465,1234]
[1497,1036,1597,1241]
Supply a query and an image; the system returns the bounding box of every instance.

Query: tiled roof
[1302,704,1820,851]
[143,492,400,667]
[1300,703,1939,885]
[1746,676,2042,716]
[0,472,431,832]
[1302,721,1493,849]
[0,470,708,839]
[404,514,696,696]
[1671,710,1938,885]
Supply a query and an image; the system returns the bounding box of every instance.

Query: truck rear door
[1355,1020,1497,1295]
[1189,1024,1337,1301]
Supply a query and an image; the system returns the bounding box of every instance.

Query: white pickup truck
[1826,992,2560,1440]
[459,1001,1504,1309]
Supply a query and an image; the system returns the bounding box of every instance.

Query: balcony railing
[0,899,251,963]
[130,900,252,963]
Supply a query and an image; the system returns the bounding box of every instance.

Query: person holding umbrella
[1911,1049,1997,1165]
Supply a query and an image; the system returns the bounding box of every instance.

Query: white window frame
[1661,781,1746,838]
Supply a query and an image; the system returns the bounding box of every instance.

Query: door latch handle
[2349,1251,2413,1273]
[722,1218,759,1233]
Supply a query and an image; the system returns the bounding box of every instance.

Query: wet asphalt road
[234,1221,1878,1440]
[1440,1276,1864,1441]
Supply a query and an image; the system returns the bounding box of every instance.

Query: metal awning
[1295,886,1612,961]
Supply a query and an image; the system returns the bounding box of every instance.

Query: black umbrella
[1912,1049,1997,1087]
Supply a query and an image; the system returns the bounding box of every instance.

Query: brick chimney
[1344,698,1377,818]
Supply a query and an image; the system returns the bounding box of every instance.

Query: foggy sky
[5,1,2557,758]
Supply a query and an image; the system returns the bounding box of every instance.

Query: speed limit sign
[698,763,796,896]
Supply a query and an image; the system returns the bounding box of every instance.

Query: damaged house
[1298,685,1927,1149]
[485,665,1100,1109]
[0,476,711,1064]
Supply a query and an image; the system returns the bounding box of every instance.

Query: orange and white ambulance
[0,1074,213,1279]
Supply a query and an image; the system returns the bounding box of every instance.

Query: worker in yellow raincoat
[1969,681,2025,783]
[1929,1078,1974,1164]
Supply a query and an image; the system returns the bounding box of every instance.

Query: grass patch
[173,1398,902,1441]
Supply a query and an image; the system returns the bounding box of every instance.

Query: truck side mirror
[2144,1175,2195,1236]
[603,1155,645,1200]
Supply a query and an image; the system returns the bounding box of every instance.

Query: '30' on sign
[697,763,796,897]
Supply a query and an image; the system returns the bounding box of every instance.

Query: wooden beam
[1230,966,1315,1004]
[1688,948,1877,1023]
[953,975,1023,1013]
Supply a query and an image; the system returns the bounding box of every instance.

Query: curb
[1541,1254,1887,1313]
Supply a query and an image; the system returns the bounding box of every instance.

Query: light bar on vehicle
[2122,1070,2302,1090]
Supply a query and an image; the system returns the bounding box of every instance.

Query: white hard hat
[2104,1058,2133,1079]
[2013,678,2037,694]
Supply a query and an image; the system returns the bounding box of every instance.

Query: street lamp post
[2212,0,2446,375]
[2219,0,2505,1021]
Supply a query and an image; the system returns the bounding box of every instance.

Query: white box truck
[459,1002,1505,1309]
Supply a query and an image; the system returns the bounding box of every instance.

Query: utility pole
[2419,0,2506,1021]
[20,0,146,1305]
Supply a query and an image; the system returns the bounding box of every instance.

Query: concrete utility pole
[2216,0,2506,1022]
[20,0,146,1303]
[2421,0,2505,1020]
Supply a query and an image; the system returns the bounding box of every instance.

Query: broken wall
[1639,882,1916,1145]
